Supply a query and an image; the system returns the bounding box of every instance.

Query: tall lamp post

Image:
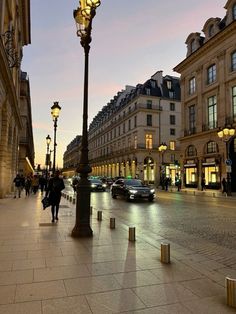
[158,142,167,188]
[72,0,101,238]
[217,126,235,196]
[51,101,61,175]
[45,135,51,180]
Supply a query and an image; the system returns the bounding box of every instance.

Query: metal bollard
[226,277,236,308]
[97,210,102,221]
[129,227,135,241]
[90,206,93,215]
[110,218,115,229]
[161,243,170,264]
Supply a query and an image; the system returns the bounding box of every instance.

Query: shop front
[201,158,221,189]
[184,159,198,188]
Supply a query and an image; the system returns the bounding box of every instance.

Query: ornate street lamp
[72,0,101,238]
[217,125,235,196]
[51,101,61,175]
[45,135,51,181]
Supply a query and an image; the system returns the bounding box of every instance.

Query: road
[64,179,236,267]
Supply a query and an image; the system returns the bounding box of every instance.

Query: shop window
[186,145,197,157]
[206,141,217,153]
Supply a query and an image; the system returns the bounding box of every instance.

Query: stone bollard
[110,218,115,229]
[97,210,102,221]
[129,227,135,242]
[226,277,236,308]
[161,243,170,264]
[90,206,93,215]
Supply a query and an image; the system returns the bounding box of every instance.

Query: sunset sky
[22,0,226,168]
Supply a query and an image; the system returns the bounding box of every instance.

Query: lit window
[207,64,216,84]
[134,135,137,149]
[170,141,176,150]
[189,77,196,94]
[207,141,217,153]
[145,134,153,149]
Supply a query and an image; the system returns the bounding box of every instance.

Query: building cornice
[174,21,236,73]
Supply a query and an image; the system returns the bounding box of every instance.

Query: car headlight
[129,189,137,194]
[102,184,107,188]
[91,184,96,188]
[150,189,155,193]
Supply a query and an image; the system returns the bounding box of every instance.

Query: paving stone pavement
[0,191,235,313]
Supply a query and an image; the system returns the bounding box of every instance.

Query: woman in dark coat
[46,170,65,222]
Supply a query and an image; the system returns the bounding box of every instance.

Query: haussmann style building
[174,0,236,192]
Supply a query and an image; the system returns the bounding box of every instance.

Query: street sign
[225,159,232,166]
[226,165,232,173]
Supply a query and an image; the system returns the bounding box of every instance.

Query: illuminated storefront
[201,158,220,189]
[184,160,198,188]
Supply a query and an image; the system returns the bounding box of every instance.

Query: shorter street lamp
[45,135,51,180]
[51,101,61,175]
[158,142,167,189]
[217,126,235,196]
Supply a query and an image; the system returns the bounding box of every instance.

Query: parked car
[90,178,107,191]
[111,178,155,202]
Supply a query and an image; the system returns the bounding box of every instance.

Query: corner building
[174,0,236,191]
[88,71,181,186]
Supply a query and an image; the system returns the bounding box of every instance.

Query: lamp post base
[71,224,93,238]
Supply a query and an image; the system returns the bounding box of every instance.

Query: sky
[21,0,226,168]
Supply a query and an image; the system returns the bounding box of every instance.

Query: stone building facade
[174,0,236,191]
[0,0,33,197]
[88,71,181,186]
[63,135,82,178]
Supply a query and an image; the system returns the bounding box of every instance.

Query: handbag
[42,196,51,210]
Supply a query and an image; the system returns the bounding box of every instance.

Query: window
[150,80,156,88]
[169,91,174,99]
[170,154,175,163]
[233,4,236,20]
[170,102,175,111]
[128,106,131,113]
[190,39,195,53]
[134,135,137,149]
[147,114,152,126]
[189,77,196,94]
[123,122,125,133]
[207,141,217,153]
[134,116,137,127]
[189,105,196,132]
[146,88,151,95]
[128,119,131,130]
[170,115,176,125]
[207,64,216,84]
[167,80,172,89]
[187,145,197,157]
[145,134,153,149]
[118,126,120,136]
[208,95,217,129]
[231,51,236,71]
[209,24,214,37]
[170,128,175,135]
[147,100,152,109]
[233,86,236,118]
[170,141,176,150]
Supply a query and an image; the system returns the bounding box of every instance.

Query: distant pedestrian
[25,176,31,196]
[222,177,227,195]
[201,177,206,191]
[31,175,39,194]
[46,170,65,223]
[13,174,24,198]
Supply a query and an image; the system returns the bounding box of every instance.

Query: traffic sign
[225,159,232,166]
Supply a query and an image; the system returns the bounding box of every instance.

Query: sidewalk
[0,192,235,313]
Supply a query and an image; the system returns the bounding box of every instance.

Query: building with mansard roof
[174,0,236,192]
[88,71,181,186]
[0,0,34,197]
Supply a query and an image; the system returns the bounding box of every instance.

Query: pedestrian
[222,177,227,195]
[175,175,181,191]
[201,177,206,191]
[46,170,65,223]
[39,176,47,193]
[31,175,39,194]
[13,174,24,198]
[25,176,31,196]
[164,177,169,191]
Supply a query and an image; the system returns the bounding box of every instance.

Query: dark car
[90,178,107,191]
[111,179,155,202]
